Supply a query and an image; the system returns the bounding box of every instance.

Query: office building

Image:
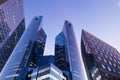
[27,28,47,67]
[81,30,120,80]
[0,18,89,80]
[0,16,42,80]
[55,21,86,80]
[37,63,66,80]
[0,14,66,80]
[26,63,66,80]
[0,0,25,71]
[25,55,65,80]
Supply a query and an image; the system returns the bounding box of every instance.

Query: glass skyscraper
[0,16,42,80]
[81,30,120,80]
[55,21,86,80]
[23,26,66,80]
[0,16,67,80]
[0,0,25,71]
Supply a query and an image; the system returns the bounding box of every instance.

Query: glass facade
[81,29,120,80]
[0,0,25,71]
[16,27,47,80]
[55,21,86,80]
[0,16,42,80]
[26,63,66,80]
[24,55,55,80]
[0,16,63,80]
[38,55,54,66]
[0,0,24,36]
[27,28,47,67]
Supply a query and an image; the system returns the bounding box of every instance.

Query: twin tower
[1,16,120,80]
[0,16,86,80]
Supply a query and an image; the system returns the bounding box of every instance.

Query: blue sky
[24,0,120,55]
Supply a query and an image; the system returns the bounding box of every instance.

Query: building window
[103,59,107,63]
[107,66,111,71]
[114,59,116,63]
[105,73,110,79]
[108,61,112,65]
[98,57,102,60]
[95,50,98,53]
[100,52,103,56]
[118,61,120,64]
[109,57,112,61]
[105,54,108,58]
[114,55,116,59]
[101,64,106,69]
[113,63,116,67]
[110,53,113,57]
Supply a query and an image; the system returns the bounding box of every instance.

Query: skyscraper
[55,21,86,80]
[23,24,66,80]
[28,28,47,67]
[21,27,47,80]
[81,30,120,80]
[0,0,25,71]
[0,16,42,80]
[0,16,67,80]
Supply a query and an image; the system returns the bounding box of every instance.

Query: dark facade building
[0,0,25,71]
[0,16,42,80]
[28,28,47,67]
[81,30,120,80]
[55,21,86,80]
